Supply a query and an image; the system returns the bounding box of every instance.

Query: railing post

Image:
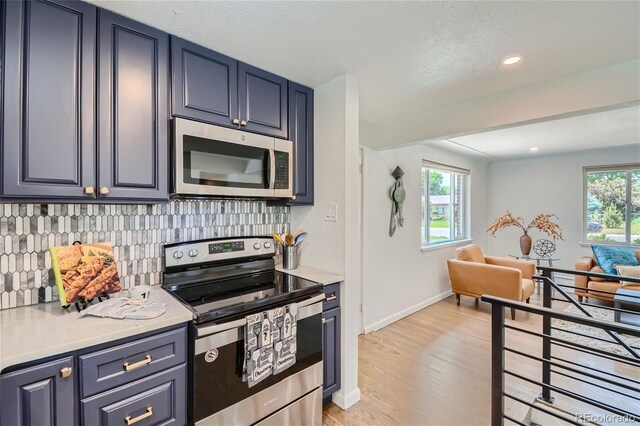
[491,303,505,426]
[540,270,554,403]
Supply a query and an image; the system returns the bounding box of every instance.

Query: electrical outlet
[324,204,338,222]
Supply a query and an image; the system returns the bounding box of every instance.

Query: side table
[509,254,561,294]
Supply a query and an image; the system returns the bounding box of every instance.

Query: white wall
[361,144,489,332]
[290,74,362,409]
[487,144,640,269]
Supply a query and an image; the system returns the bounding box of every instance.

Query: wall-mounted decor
[389,166,405,237]
[487,212,563,256]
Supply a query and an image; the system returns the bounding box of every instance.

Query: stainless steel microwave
[172,118,293,198]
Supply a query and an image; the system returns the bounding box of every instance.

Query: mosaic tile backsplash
[0,200,289,310]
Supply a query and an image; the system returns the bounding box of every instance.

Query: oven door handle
[195,294,325,351]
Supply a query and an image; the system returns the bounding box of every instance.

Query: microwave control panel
[274,152,290,190]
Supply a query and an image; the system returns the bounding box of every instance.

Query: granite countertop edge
[0,288,193,372]
[275,264,344,285]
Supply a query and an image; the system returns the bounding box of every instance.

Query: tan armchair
[447,244,536,320]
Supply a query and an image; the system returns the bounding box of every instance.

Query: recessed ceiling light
[502,56,522,65]
[530,146,539,152]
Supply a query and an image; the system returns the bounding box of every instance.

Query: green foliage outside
[430,220,450,228]
[429,171,450,196]
[633,237,640,246]
[602,204,623,228]
[587,233,616,242]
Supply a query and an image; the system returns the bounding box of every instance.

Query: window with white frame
[421,161,469,247]
[584,164,640,245]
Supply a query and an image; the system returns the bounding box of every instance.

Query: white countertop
[275,264,344,285]
[0,288,193,372]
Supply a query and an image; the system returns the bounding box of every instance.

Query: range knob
[188,249,199,257]
[264,241,272,249]
[253,243,262,250]
[172,251,183,259]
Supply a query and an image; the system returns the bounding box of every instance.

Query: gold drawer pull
[326,295,337,302]
[83,186,95,195]
[125,407,153,425]
[59,367,73,378]
[123,355,152,372]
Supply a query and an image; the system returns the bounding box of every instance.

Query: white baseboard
[332,387,362,409]
[363,289,453,333]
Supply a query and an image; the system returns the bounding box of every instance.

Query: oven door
[174,117,291,198]
[192,295,323,425]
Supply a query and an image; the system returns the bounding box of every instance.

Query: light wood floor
[322,293,639,425]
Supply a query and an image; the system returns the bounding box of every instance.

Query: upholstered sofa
[574,250,640,302]
[447,244,536,320]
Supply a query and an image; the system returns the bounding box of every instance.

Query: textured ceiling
[88,1,640,149]
[430,105,640,160]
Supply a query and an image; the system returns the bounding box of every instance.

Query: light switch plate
[324,204,338,222]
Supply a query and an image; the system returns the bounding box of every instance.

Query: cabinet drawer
[82,364,186,426]
[323,283,340,311]
[80,326,187,397]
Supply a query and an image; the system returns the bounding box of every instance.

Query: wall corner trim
[332,387,362,410]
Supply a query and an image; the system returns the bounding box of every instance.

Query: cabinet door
[2,0,96,199]
[288,82,314,205]
[0,356,76,426]
[97,10,169,201]
[171,36,239,128]
[238,62,288,139]
[322,307,341,401]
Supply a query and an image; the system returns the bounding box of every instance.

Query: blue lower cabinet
[322,305,341,403]
[81,364,186,426]
[0,356,77,426]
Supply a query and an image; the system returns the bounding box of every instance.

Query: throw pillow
[613,264,640,287]
[591,245,639,275]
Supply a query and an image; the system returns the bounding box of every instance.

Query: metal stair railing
[482,267,640,426]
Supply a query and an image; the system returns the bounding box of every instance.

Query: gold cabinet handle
[83,186,95,195]
[326,295,337,302]
[99,186,109,195]
[59,367,72,378]
[240,120,247,127]
[125,407,153,425]
[123,355,151,372]
[232,118,240,125]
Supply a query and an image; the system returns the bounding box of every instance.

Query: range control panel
[164,237,275,269]
[209,241,245,254]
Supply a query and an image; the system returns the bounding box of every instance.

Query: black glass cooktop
[164,269,323,324]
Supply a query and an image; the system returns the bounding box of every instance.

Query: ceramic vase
[520,232,532,256]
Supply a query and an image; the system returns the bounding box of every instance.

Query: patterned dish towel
[79,297,167,320]
[243,303,298,387]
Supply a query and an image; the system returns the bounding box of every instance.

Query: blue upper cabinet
[171,36,238,128]
[269,82,314,206]
[288,82,314,204]
[238,63,288,139]
[97,10,170,201]
[1,0,97,199]
[171,39,288,139]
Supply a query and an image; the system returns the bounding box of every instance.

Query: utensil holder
[282,245,298,270]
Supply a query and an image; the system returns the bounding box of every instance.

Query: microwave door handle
[268,149,276,190]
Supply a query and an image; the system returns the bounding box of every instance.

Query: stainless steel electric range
[162,236,324,426]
